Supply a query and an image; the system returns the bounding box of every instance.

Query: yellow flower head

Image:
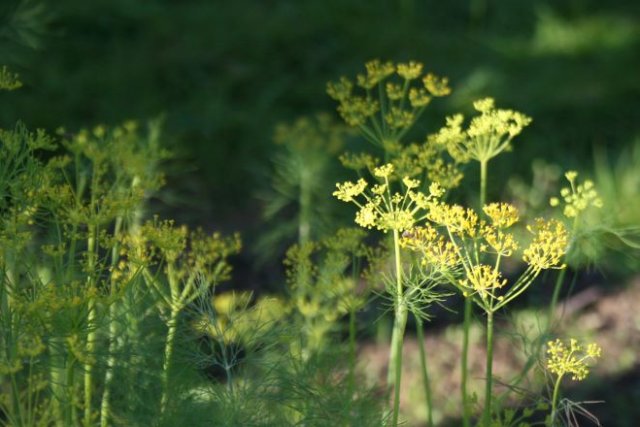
[409,88,432,108]
[547,338,601,381]
[461,264,507,300]
[326,76,353,102]
[482,226,518,257]
[397,61,424,80]
[483,203,519,228]
[550,171,603,218]
[333,178,367,202]
[428,202,479,237]
[386,82,404,100]
[523,218,568,270]
[423,73,451,97]
[401,225,460,269]
[373,163,395,179]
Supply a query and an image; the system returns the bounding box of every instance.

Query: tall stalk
[415,315,434,427]
[462,159,489,426]
[461,298,472,427]
[389,230,407,426]
[83,225,97,427]
[483,310,495,426]
[160,306,180,414]
[99,216,123,427]
[299,167,311,245]
[549,374,563,426]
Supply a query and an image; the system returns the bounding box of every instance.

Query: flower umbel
[328,60,451,145]
[547,338,602,381]
[550,170,603,218]
[523,218,569,270]
[333,164,443,232]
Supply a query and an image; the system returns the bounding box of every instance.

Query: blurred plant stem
[415,315,434,427]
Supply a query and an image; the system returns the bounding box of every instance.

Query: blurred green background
[2,0,639,226]
[2,1,640,425]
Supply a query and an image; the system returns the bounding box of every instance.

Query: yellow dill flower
[550,170,603,218]
[334,168,442,233]
[328,60,451,146]
[356,59,395,89]
[483,203,519,228]
[461,265,507,300]
[523,218,568,270]
[355,202,378,229]
[408,87,432,108]
[378,210,415,231]
[433,98,532,165]
[482,226,518,256]
[423,73,451,96]
[386,82,404,100]
[402,176,420,189]
[337,96,379,126]
[397,61,424,80]
[427,202,479,237]
[326,76,353,101]
[333,178,368,202]
[401,226,460,270]
[374,163,395,178]
[547,338,601,381]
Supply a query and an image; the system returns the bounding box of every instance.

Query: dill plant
[329,59,458,426]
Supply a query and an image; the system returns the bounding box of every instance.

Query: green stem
[68,359,78,426]
[84,300,97,426]
[480,160,488,207]
[299,167,311,245]
[549,375,563,426]
[548,268,567,327]
[99,217,124,427]
[83,227,97,427]
[461,298,472,427]
[160,307,180,414]
[415,316,434,427]
[348,308,357,397]
[483,311,495,426]
[389,230,407,426]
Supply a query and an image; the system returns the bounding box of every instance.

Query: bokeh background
[2,0,639,425]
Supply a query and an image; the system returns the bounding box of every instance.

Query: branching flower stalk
[431,97,531,425]
[547,171,603,324]
[403,202,568,425]
[334,163,443,425]
[328,62,459,425]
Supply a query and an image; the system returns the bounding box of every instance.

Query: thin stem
[415,315,434,427]
[299,166,311,245]
[100,216,123,427]
[480,160,488,207]
[389,230,407,426]
[348,308,357,397]
[548,268,567,326]
[483,311,495,426]
[84,225,97,427]
[160,307,180,414]
[461,298,472,427]
[550,375,563,426]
